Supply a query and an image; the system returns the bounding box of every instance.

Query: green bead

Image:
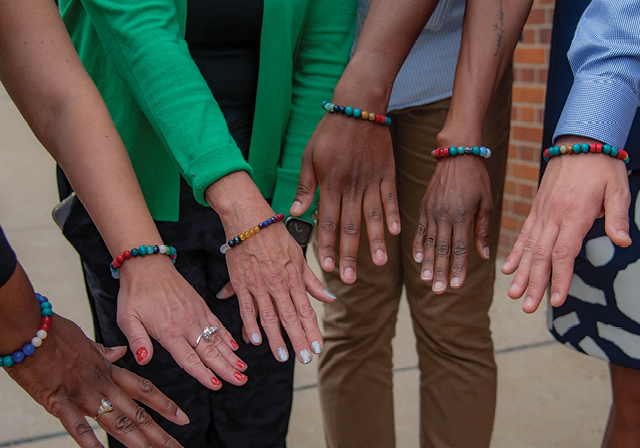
[456,146,463,155]
[3,355,13,367]
[41,302,52,309]
[603,144,612,154]
[611,146,619,157]
[42,308,53,317]
[581,143,590,153]
[472,146,480,155]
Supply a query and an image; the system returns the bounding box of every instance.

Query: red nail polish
[236,360,246,369]
[136,347,148,362]
[231,340,239,350]
[211,377,221,386]
[234,372,246,382]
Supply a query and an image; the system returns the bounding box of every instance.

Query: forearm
[441,0,532,144]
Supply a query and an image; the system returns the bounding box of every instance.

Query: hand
[291,112,400,284]
[116,257,248,390]
[502,137,631,313]
[412,154,493,293]
[206,172,337,364]
[7,313,188,448]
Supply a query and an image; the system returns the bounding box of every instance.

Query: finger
[381,175,400,235]
[117,314,153,366]
[522,223,560,313]
[241,326,250,344]
[413,206,428,264]
[449,220,471,289]
[508,220,544,300]
[339,192,363,284]
[303,263,338,304]
[57,404,105,448]
[287,263,323,358]
[202,312,239,352]
[316,186,341,273]
[363,185,388,267]
[474,195,493,261]
[235,287,263,346]
[216,281,236,300]
[432,220,453,294]
[502,209,537,275]
[291,154,318,217]
[197,332,248,385]
[110,366,190,426]
[603,185,632,247]
[254,292,290,363]
[167,338,223,390]
[420,217,437,283]
[91,342,127,364]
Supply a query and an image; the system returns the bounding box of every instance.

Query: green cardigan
[59,0,357,221]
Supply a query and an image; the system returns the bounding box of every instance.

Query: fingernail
[242,333,250,344]
[618,230,631,241]
[236,360,246,369]
[344,267,355,282]
[483,247,490,259]
[509,281,519,293]
[324,288,337,300]
[375,249,386,264]
[211,377,221,386]
[524,296,534,309]
[176,408,190,424]
[251,333,261,344]
[234,372,247,382]
[502,260,511,271]
[300,349,312,364]
[291,201,302,214]
[215,286,227,299]
[451,277,460,287]
[277,347,289,362]
[421,270,432,281]
[311,341,322,354]
[391,221,400,234]
[434,281,444,291]
[550,292,561,306]
[322,257,334,271]
[415,252,423,263]
[136,347,148,363]
[230,340,239,350]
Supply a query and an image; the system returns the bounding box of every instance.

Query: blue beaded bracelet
[543,143,629,163]
[0,293,52,368]
[431,146,492,159]
[321,100,391,125]
[110,245,177,279]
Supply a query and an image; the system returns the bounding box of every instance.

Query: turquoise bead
[147,245,154,254]
[385,117,392,125]
[353,109,361,118]
[472,146,480,155]
[169,247,177,257]
[139,245,147,256]
[41,302,52,309]
[543,155,550,162]
[581,143,590,153]
[572,144,581,153]
[457,146,464,155]
[321,100,328,108]
[611,146,619,157]
[3,355,13,368]
[448,147,456,156]
[42,308,53,317]
[345,106,353,116]
[603,144,612,154]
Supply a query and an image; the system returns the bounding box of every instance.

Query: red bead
[115,254,125,264]
[596,144,602,153]
[42,316,52,325]
[40,323,50,332]
[544,149,550,158]
[618,149,627,160]
[112,260,122,268]
[123,251,132,260]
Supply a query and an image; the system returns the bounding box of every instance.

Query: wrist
[332,54,394,112]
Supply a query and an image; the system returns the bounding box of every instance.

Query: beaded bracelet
[321,100,391,125]
[0,293,52,368]
[543,143,629,164]
[431,146,492,160]
[220,213,285,254]
[110,244,177,279]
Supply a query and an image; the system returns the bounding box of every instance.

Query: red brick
[522,29,536,44]
[508,144,518,158]
[512,85,546,103]
[512,125,543,143]
[537,68,548,83]
[540,28,552,44]
[504,180,516,195]
[520,107,535,122]
[517,183,537,200]
[511,162,540,181]
[526,8,546,24]
[513,200,533,216]
[501,216,518,231]
[516,68,535,82]
[511,107,517,120]
[518,145,535,161]
[514,47,546,64]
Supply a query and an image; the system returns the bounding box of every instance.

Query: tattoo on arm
[493,0,504,56]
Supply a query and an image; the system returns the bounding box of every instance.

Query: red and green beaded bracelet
[321,101,391,125]
[110,244,177,279]
[543,143,629,163]
[431,146,492,159]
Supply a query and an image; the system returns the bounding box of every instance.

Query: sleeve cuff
[554,75,639,150]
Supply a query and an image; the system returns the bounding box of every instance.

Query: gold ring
[93,398,114,421]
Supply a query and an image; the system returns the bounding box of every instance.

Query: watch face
[285,217,313,246]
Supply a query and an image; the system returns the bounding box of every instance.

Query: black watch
[285,216,314,247]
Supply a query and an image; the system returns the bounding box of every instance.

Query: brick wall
[499,0,555,258]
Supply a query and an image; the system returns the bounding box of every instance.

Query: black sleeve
[0,225,17,287]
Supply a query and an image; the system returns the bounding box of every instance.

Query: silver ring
[194,325,219,348]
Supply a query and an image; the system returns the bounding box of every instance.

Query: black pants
[61,178,294,448]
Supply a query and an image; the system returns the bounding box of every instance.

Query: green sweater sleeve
[270,0,357,220]
[75,0,252,206]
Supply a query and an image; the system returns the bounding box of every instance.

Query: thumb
[604,186,632,248]
[303,263,337,304]
[118,315,154,365]
[474,197,493,260]
[290,156,318,217]
[91,342,127,364]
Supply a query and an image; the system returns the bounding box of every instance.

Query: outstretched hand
[502,138,631,313]
[7,313,188,448]
[413,155,493,293]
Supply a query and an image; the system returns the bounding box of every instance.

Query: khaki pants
[315,68,512,448]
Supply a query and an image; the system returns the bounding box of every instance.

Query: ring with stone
[194,325,219,348]
[93,398,114,421]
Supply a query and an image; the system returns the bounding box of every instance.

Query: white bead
[36,330,47,340]
[485,148,492,158]
[158,245,166,254]
[31,337,42,347]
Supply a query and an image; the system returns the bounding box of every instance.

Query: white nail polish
[324,289,337,300]
[215,287,226,299]
[251,333,261,344]
[300,349,312,364]
[277,347,289,362]
[311,341,322,354]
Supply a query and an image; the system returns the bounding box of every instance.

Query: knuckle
[532,246,549,260]
[434,267,448,279]
[296,183,313,196]
[319,220,338,234]
[366,208,383,223]
[551,242,573,261]
[476,227,491,242]
[452,241,469,257]
[370,236,385,247]
[260,308,279,325]
[341,252,357,263]
[132,405,152,426]
[415,224,427,237]
[45,386,70,416]
[239,302,255,318]
[183,351,202,368]
[436,242,450,257]
[280,308,300,326]
[137,377,155,395]
[201,344,223,362]
[297,304,317,320]
[385,192,398,203]
[425,236,437,249]
[342,222,359,236]
[164,437,180,448]
[72,420,95,438]
[114,413,135,433]
[523,238,538,253]
[450,263,465,275]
